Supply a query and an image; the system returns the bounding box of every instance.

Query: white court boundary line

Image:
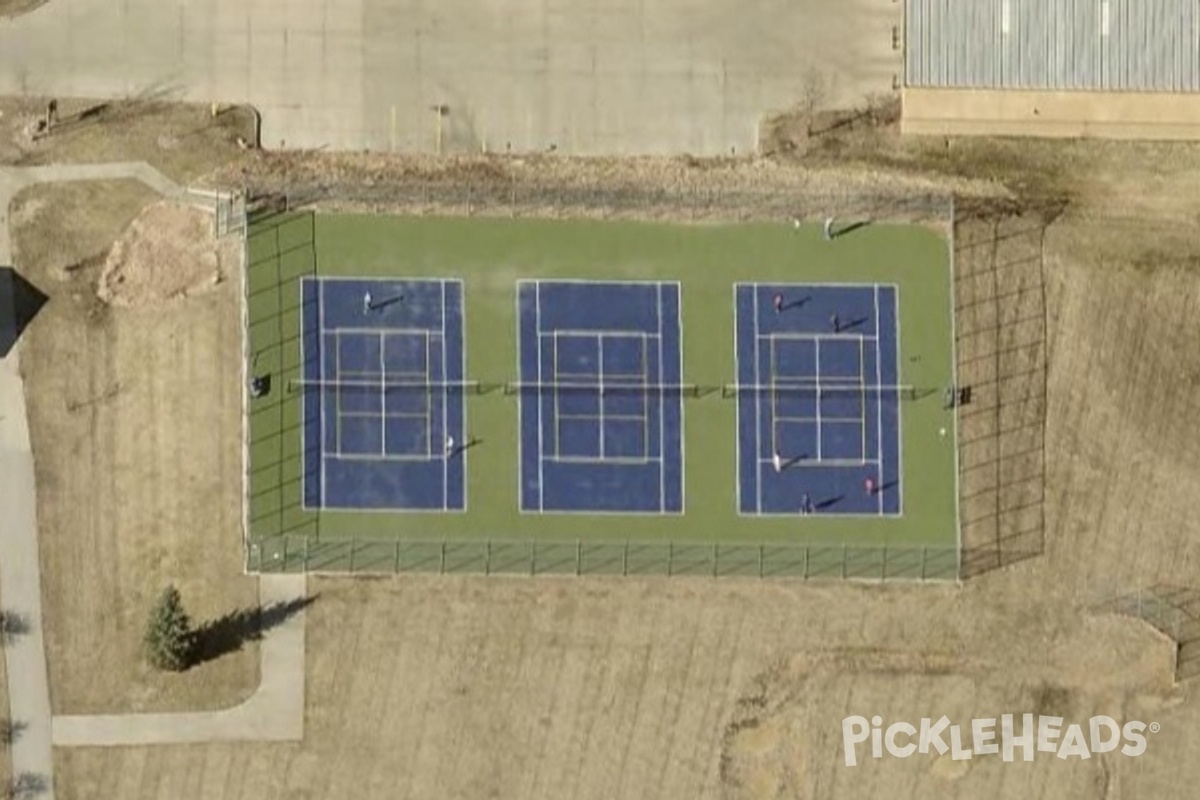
[814,338,823,461]
[457,280,470,513]
[675,284,687,513]
[873,286,884,515]
[516,278,683,516]
[752,288,763,513]
[731,284,744,514]
[859,336,867,460]
[892,284,905,517]
[299,276,467,513]
[317,278,326,508]
[514,284,527,511]
[598,335,605,457]
[535,282,545,511]
[733,281,904,519]
[656,284,665,511]
[439,281,449,510]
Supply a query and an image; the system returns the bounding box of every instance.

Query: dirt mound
[97,201,231,307]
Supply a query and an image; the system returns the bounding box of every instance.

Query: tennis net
[287,378,484,394]
[720,383,919,400]
[502,381,702,398]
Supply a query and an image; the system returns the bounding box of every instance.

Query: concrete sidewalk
[0,163,306,800]
[0,166,54,798]
[52,574,306,746]
[0,348,55,797]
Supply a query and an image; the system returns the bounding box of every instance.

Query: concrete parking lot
[0,0,900,155]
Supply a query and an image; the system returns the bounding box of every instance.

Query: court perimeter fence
[237,181,963,580]
[247,535,960,580]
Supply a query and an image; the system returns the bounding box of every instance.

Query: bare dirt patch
[9,180,258,713]
[0,98,256,184]
[98,201,233,307]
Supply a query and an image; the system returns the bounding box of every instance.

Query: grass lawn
[246,214,957,576]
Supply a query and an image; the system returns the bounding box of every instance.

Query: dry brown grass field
[6,108,1200,798]
[10,181,259,713]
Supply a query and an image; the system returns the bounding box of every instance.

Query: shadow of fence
[247,536,960,581]
[953,198,1056,578]
[1092,585,1200,682]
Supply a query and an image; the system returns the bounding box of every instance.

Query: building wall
[906,0,1200,91]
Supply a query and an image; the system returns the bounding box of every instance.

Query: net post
[802,545,809,579]
[576,540,582,576]
[485,539,492,575]
[281,536,288,573]
[395,539,401,573]
[530,540,537,576]
[440,540,447,573]
[667,541,673,576]
[303,535,309,572]
[842,544,847,579]
[882,543,888,580]
[921,546,927,580]
[348,539,355,572]
[712,543,719,578]
[623,540,629,576]
[758,544,764,578]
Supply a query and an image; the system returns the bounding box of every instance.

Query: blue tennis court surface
[301,277,466,511]
[735,283,901,516]
[517,281,684,513]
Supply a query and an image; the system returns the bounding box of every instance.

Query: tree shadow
[189,595,318,668]
[0,267,50,358]
[0,610,31,645]
[0,718,27,745]
[11,772,49,799]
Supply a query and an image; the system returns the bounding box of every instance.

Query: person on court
[831,313,840,333]
[363,291,373,314]
[773,451,783,473]
[445,435,455,456]
[800,493,812,515]
[773,293,784,314]
[864,476,876,496]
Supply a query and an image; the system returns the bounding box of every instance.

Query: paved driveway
[0,0,900,155]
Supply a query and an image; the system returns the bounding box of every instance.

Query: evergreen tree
[143,585,193,671]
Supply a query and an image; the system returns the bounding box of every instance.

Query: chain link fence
[247,535,959,581]
[238,180,959,580]
[1093,585,1200,681]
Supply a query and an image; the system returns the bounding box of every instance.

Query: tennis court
[734,283,902,516]
[515,280,684,513]
[247,214,959,577]
[300,276,467,511]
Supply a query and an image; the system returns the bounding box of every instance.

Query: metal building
[906,0,1200,92]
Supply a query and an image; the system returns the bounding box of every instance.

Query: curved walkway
[0,163,305,799]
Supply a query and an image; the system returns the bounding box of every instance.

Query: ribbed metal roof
[907,0,1200,91]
